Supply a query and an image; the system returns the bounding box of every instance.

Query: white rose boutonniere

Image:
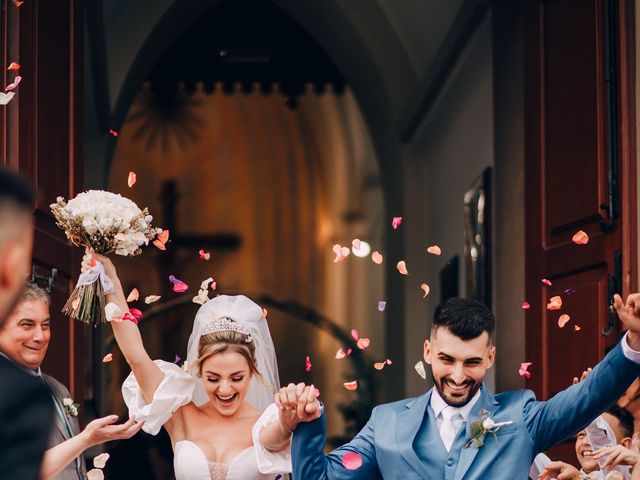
[464,409,512,448]
[62,397,79,417]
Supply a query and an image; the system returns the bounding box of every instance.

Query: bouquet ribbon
[76,261,115,295]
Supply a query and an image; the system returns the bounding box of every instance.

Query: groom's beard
[433,375,482,407]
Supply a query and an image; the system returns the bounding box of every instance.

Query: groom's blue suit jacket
[292,342,640,479]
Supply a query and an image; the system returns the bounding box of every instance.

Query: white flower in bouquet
[50,190,159,325]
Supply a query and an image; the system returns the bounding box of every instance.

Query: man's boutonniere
[62,397,79,417]
[464,409,512,448]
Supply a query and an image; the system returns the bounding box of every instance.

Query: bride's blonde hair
[193,330,262,380]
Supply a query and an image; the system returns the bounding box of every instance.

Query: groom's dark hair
[432,298,495,344]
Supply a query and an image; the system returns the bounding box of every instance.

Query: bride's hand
[82,247,119,283]
[275,383,322,433]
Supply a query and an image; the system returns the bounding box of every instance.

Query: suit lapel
[42,376,73,441]
[454,386,499,480]
[396,390,432,478]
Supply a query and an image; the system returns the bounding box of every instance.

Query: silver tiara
[200,317,252,342]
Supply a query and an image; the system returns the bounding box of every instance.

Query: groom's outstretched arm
[524,293,640,453]
[292,408,382,480]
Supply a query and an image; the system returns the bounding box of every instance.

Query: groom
[286,295,640,479]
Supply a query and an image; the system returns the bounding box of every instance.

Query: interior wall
[402,14,495,397]
[104,86,385,439]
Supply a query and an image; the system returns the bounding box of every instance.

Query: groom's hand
[275,383,322,434]
[614,293,640,349]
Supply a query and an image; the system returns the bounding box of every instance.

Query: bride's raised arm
[84,249,164,404]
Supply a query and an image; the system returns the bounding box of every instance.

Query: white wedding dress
[122,360,291,480]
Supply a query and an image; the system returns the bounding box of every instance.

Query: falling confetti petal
[414,361,427,380]
[572,230,589,245]
[305,356,312,372]
[521,301,530,310]
[169,275,189,293]
[333,244,351,263]
[420,283,430,298]
[335,348,347,360]
[342,452,363,470]
[546,296,562,310]
[392,217,403,230]
[343,380,358,391]
[371,251,383,264]
[558,314,571,328]
[357,338,370,350]
[519,362,532,379]
[7,62,19,71]
[396,261,408,275]
[12,0,24,6]
[157,230,169,244]
[87,470,104,480]
[199,249,211,260]
[126,288,139,302]
[145,295,161,304]
[153,239,167,250]
[351,329,359,341]
[93,453,110,469]
[426,245,442,256]
[174,354,181,363]
[109,129,119,137]
[378,301,386,312]
[564,288,576,296]
[373,359,392,371]
[102,353,113,363]
[542,278,552,286]
[574,325,581,332]
[352,238,361,250]
[0,92,16,105]
[5,75,21,91]
[127,171,137,188]
[346,348,352,355]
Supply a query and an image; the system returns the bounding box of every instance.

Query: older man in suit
[1,283,142,480]
[0,167,53,480]
[284,296,640,479]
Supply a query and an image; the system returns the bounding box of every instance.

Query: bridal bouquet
[50,190,159,325]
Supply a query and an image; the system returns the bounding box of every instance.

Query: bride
[85,250,312,480]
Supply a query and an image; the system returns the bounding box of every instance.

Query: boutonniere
[62,397,79,417]
[464,409,512,448]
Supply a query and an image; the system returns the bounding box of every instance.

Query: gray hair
[21,282,51,306]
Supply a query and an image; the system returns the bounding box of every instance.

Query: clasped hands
[275,383,322,436]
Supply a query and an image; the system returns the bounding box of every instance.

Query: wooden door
[525,0,636,463]
[1,0,84,398]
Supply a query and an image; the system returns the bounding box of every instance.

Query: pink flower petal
[343,380,358,391]
[109,129,119,137]
[333,244,350,263]
[335,348,346,360]
[371,251,383,264]
[521,301,530,310]
[572,230,589,245]
[87,470,104,480]
[342,452,363,470]
[558,314,571,328]
[518,362,532,379]
[546,295,562,310]
[542,278,552,286]
[346,348,352,355]
[7,62,20,71]
[420,283,430,298]
[145,295,161,304]
[127,171,137,188]
[351,329,359,341]
[396,260,408,275]
[102,353,113,363]
[93,453,110,469]
[153,239,166,250]
[392,217,403,230]
[173,283,189,293]
[352,238,361,250]
[305,356,312,372]
[157,230,170,244]
[574,325,581,332]
[426,245,442,256]
[374,362,386,370]
[126,288,139,302]
[5,75,21,91]
[357,338,370,350]
[199,249,211,260]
